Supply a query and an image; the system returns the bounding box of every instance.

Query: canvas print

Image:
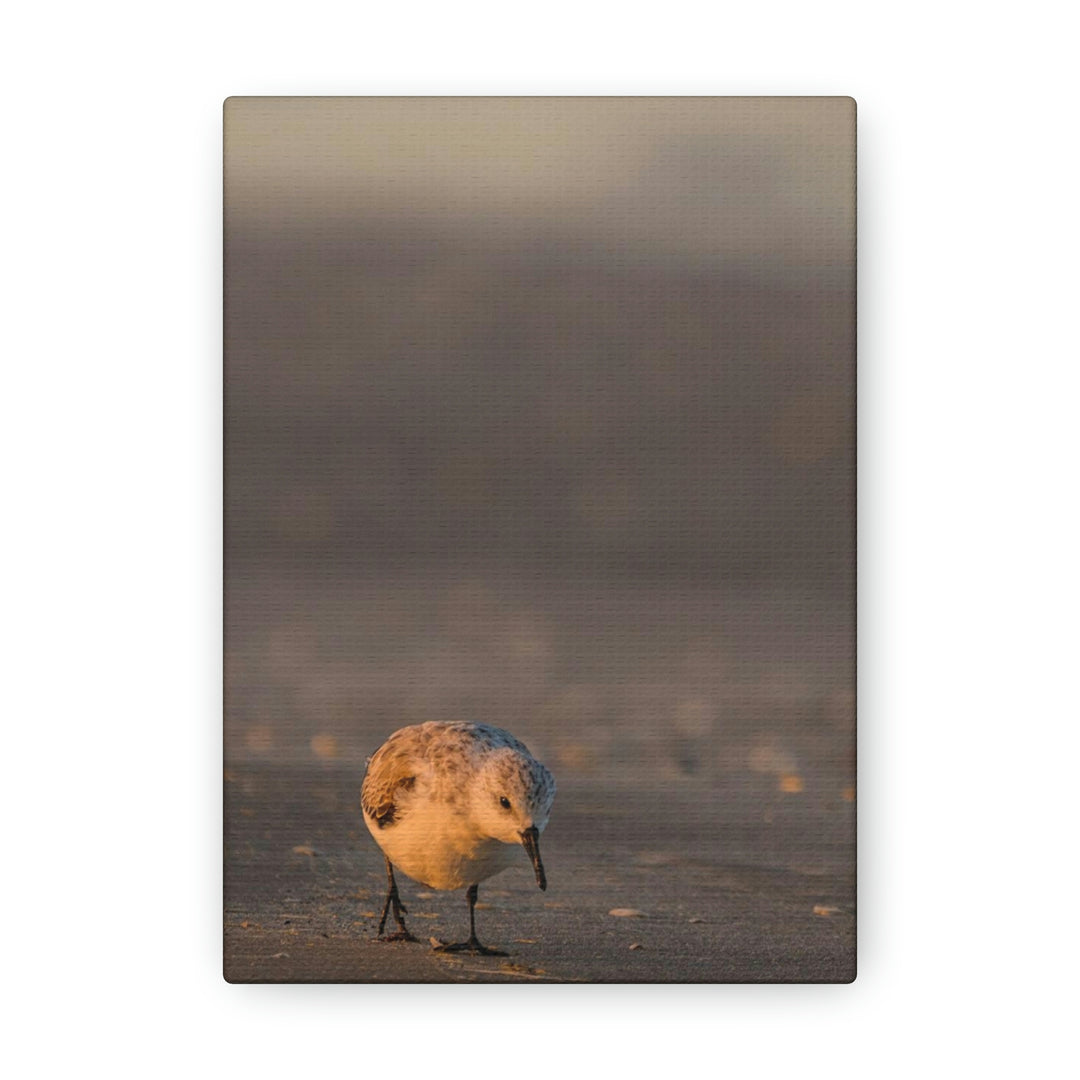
[224,96,856,983]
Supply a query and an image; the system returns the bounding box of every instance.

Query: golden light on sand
[243,725,275,753]
[310,734,339,759]
[555,742,595,773]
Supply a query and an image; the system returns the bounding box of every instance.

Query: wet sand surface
[224,764,855,983]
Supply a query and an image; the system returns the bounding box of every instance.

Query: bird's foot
[378,930,420,944]
[433,937,508,957]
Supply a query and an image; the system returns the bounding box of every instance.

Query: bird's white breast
[365,799,520,891]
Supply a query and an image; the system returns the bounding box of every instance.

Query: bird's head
[471,747,556,889]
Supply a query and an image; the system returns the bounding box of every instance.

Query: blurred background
[224,97,855,795]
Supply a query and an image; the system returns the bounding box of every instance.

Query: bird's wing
[361,750,416,829]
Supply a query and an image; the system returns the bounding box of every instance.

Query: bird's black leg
[376,857,418,942]
[433,884,508,956]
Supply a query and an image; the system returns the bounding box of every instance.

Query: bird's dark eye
[500,797,511,810]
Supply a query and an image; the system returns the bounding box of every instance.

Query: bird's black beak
[520,826,547,891]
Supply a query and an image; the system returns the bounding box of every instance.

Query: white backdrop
[4,3,1076,1076]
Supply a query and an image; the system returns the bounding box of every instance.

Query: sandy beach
[223,99,856,985]
[224,762,854,983]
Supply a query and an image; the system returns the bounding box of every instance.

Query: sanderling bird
[361,721,556,955]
